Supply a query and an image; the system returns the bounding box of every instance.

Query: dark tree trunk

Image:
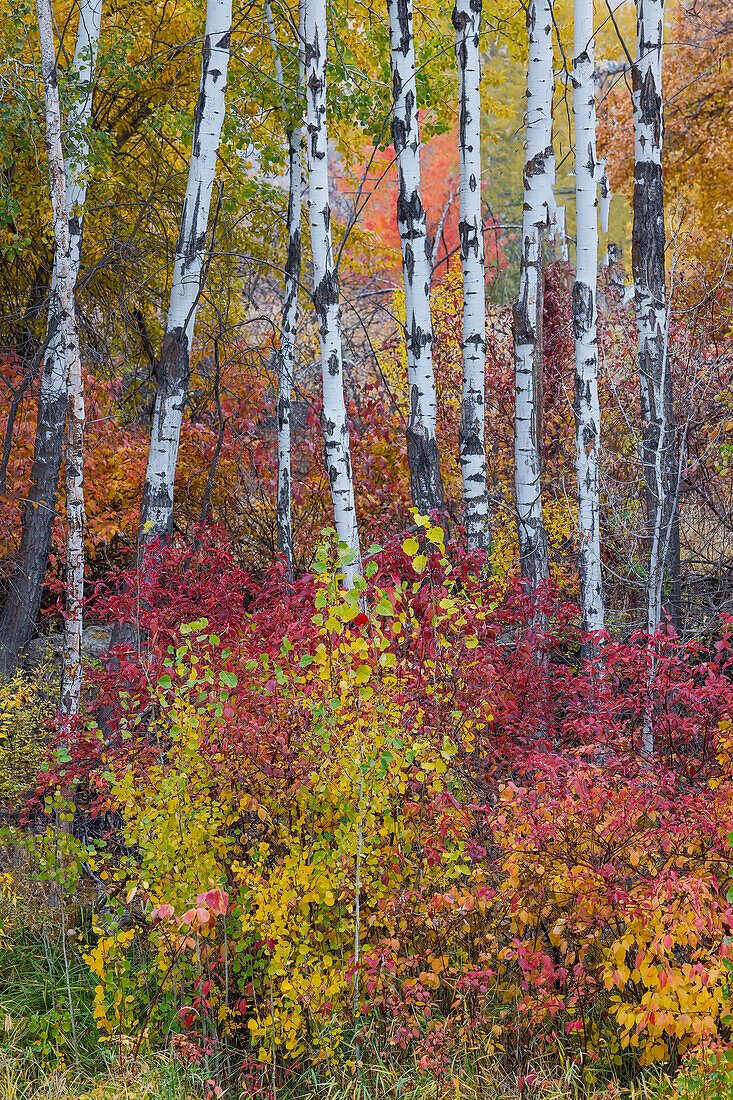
[0,358,65,673]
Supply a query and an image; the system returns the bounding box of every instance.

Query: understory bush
[28,526,733,1088]
[0,666,54,807]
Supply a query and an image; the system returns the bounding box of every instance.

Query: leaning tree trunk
[573,0,604,643]
[304,0,361,584]
[454,0,489,554]
[387,0,445,518]
[266,0,304,580]
[139,0,232,540]
[0,0,102,673]
[35,0,86,720]
[632,0,680,636]
[513,0,554,591]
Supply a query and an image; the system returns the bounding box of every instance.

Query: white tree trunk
[0,0,102,670]
[45,0,103,415]
[454,0,489,553]
[573,0,604,643]
[513,0,554,590]
[304,0,361,584]
[140,0,232,539]
[267,0,304,580]
[387,0,445,517]
[632,0,680,640]
[35,0,87,721]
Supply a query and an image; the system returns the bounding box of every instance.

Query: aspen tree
[454,0,489,553]
[304,0,361,583]
[139,0,232,539]
[513,0,554,590]
[387,0,446,517]
[632,0,681,634]
[0,0,102,670]
[34,0,86,717]
[573,0,604,642]
[266,0,304,580]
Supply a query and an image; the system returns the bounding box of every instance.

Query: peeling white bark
[387,0,445,517]
[305,0,361,584]
[454,0,488,552]
[140,0,232,539]
[35,0,87,720]
[513,0,554,589]
[632,0,680,639]
[572,0,604,644]
[267,0,304,580]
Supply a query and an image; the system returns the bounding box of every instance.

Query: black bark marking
[192,36,212,160]
[632,160,665,307]
[393,0,411,58]
[634,64,662,144]
[571,281,593,339]
[313,269,340,327]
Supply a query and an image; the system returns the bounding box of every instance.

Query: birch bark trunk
[632,0,680,636]
[266,0,304,580]
[0,0,102,672]
[305,0,361,583]
[573,0,604,643]
[513,0,554,590]
[35,0,86,719]
[454,0,489,553]
[139,0,232,539]
[387,0,445,517]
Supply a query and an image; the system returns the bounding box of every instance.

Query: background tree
[266,0,304,580]
[513,0,555,590]
[139,0,233,541]
[34,0,86,716]
[0,0,101,671]
[572,0,603,640]
[631,0,680,634]
[454,0,489,553]
[386,0,446,518]
[305,0,361,582]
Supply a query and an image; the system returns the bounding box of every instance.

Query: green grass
[0,915,99,1076]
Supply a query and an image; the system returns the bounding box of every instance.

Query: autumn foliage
[7,518,720,1084]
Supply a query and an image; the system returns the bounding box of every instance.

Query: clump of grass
[0,915,99,1077]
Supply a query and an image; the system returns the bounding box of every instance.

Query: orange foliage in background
[600,0,733,269]
[339,126,507,280]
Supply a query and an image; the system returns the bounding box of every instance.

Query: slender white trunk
[140,0,232,539]
[0,0,102,669]
[572,0,604,642]
[35,0,87,720]
[513,0,554,590]
[45,0,103,421]
[387,0,445,517]
[304,0,361,584]
[632,0,680,640]
[267,0,304,580]
[454,0,489,553]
